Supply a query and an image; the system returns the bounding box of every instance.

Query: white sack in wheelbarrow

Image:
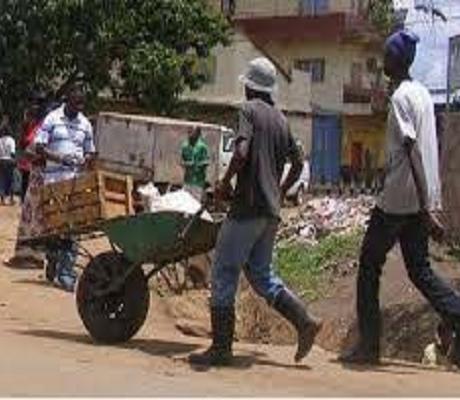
[138,183,213,222]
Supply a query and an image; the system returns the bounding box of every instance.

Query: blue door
[299,0,329,15]
[311,115,342,185]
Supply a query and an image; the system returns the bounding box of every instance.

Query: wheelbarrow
[25,205,222,344]
[73,206,222,344]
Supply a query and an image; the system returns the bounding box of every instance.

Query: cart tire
[76,252,150,344]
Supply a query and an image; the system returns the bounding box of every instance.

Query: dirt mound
[236,278,296,345]
[165,248,460,364]
[311,249,460,362]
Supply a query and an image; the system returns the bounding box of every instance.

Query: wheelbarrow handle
[178,205,206,242]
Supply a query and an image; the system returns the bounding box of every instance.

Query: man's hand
[61,154,80,167]
[215,179,233,204]
[83,153,97,171]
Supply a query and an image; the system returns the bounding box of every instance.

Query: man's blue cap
[384,30,420,67]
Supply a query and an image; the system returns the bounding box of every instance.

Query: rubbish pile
[279,195,375,246]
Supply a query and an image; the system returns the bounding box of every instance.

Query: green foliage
[275,231,363,300]
[368,0,396,36]
[0,0,230,123]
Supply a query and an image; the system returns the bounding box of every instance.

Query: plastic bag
[137,184,212,222]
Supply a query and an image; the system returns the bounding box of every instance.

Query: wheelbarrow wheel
[76,251,150,344]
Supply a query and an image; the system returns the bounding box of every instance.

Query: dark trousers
[357,207,460,352]
[20,170,30,202]
[0,160,14,198]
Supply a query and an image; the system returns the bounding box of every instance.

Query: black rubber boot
[273,289,322,362]
[339,341,380,365]
[449,330,460,369]
[189,306,235,367]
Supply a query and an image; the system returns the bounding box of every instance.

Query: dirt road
[1,206,460,396]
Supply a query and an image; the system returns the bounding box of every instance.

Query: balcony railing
[343,84,372,104]
[343,84,387,113]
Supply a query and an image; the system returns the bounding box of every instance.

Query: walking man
[34,84,95,291]
[340,30,460,366]
[181,126,209,199]
[189,57,321,367]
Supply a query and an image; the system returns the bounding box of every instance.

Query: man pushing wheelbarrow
[189,57,322,367]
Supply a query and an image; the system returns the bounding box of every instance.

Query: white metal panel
[153,124,221,185]
[96,114,156,178]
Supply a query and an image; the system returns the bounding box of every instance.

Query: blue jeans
[48,239,78,292]
[211,217,285,308]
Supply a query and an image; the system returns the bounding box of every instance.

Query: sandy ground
[1,205,460,396]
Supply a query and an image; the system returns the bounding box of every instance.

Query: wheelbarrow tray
[101,211,221,265]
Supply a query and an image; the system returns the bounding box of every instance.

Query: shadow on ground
[14,328,312,372]
[14,328,199,358]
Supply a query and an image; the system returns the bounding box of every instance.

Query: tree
[368,0,397,36]
[0,0,230,126]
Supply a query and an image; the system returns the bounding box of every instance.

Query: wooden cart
[24,170,222,344]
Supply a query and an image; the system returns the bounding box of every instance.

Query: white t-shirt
[0,136,16,160]
[377,80,441,214]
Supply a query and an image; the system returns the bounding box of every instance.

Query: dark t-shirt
[230,99,300,219]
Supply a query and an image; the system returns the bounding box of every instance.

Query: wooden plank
[40,169,134,235]
[44,205,102,232]
[126,175,134,215]
[98,170,132,182]
[40,173,98,202]
[45,204,102,227]
[105,202,130,219]
[41,191,100,215]
[104,191,128,203]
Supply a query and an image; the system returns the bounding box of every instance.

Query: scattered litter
[279,195,374,246]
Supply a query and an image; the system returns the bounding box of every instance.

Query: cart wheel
[76,252,149,344]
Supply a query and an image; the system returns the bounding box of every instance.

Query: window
[294,59,326,83]
[366,57,377,73]
[299,0,329,15]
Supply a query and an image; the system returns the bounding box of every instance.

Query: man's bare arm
[222,138,249,185]
[281,157,303,198]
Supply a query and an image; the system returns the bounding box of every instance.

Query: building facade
[189,0,387,187]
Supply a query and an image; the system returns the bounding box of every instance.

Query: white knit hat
[239,57,278,94]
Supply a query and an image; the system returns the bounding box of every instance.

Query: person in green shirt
[181,126,209,197]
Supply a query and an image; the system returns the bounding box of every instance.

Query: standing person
[340,30,460,367]
[0,122,16,205]
[17,91,47,202]
[189,58,322,367]
[33,84,95,292]
[5,94,49,269]
[181,126,209,199]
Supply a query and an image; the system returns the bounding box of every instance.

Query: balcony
[343,85,372,104]
[234,13,347,43]
[234,11,381,46]
[343,84,387,113]
[227,0,298,18]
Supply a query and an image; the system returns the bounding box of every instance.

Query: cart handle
[178,205,206,242]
